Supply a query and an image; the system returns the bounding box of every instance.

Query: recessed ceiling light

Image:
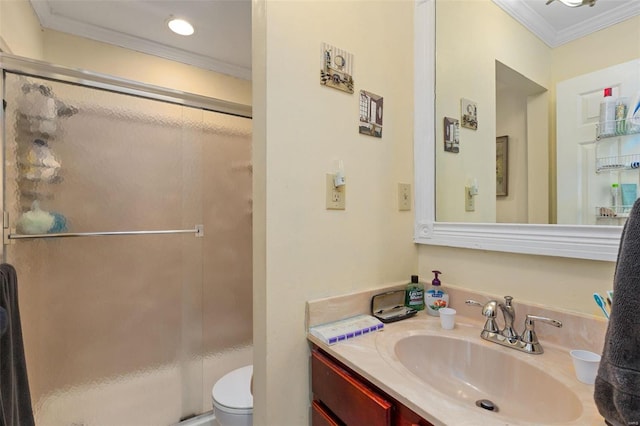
[167,18,195,36]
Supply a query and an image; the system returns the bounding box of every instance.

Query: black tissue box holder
[371,289,417,323]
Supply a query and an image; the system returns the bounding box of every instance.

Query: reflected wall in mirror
[434,0,640,225]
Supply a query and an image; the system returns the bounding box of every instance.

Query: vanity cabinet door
[311,400,341,426]
[312,349,392,426]
[395,403,433,426]
[310,346,435,426]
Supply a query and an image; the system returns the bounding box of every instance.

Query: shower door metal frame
[0,53,252,119]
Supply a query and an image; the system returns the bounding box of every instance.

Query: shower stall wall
[0,54,252,425]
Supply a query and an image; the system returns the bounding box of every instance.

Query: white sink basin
[392,334,583,423]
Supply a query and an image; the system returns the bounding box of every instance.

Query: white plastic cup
[570,350,601,384]
[439,307,456,329]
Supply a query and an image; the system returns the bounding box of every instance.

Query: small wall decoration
[496,135,508,196]
[320,43,354,94]
[443,117,459,153]
[461,98,478,130]
[359,90,383,138]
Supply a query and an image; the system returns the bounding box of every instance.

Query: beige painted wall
[0,0,44,57]
[252,0,416,424]
[435,0,551,223]
[551,16,640,84]
[496,88,529,223]
[418,245,616,316]
[41,29,251,106]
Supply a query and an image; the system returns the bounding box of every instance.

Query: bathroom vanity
[311,347,432,426]
[307,284,607,426]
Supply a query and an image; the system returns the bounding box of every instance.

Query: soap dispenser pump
[425,270,449,316]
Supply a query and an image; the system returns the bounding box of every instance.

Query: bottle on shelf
[628,91,640,133]
[616,97,628,135]
[599,88,616,138]
[611,183,621,211]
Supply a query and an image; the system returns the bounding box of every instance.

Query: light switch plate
[326,174,346,210]
[398,183,411,211]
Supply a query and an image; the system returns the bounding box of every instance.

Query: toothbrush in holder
[593,293,610,319]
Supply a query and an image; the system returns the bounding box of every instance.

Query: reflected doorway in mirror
[496,135,508,196]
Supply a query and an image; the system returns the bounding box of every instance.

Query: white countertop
[308,312,605,426]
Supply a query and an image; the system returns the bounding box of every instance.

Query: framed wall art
[461,98,478,130]
[443,117,459,153]
[320,43,354,93]
[359,90,383,137]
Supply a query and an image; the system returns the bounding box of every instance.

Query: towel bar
[3,224,204,244]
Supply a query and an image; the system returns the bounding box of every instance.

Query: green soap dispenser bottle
[404,275,425,311]
[425,270,449,316]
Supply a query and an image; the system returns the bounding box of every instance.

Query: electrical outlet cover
[326,174,346,210]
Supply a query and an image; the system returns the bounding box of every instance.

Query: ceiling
[28,0,640,81]
[29,0,252,80]
[493,0,640,47]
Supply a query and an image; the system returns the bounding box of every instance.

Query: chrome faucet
[499,296,517,340]
[465,296,562,354]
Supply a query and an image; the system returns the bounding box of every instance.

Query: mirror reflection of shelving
[594,121,640,224]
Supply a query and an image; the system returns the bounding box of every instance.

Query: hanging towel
[595,198,640,426]
[0,308,6,337]
[0,264,35,426]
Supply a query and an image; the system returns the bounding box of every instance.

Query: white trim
[492,0,558,46]
[413,0,622,262]
[555,2,640,46]
[492,0,640,48]
[29,1,251,80]
[415,222,622,261]
[0,36,12,54]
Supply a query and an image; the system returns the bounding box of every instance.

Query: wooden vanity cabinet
[311,347,434,426]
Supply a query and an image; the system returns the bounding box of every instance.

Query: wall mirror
[413,0,640,261]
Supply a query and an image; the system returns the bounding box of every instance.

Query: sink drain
[476,399,498,412]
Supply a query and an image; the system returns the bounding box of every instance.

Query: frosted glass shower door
[2,71,207,425]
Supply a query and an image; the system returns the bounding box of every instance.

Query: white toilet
[211,365,253,426]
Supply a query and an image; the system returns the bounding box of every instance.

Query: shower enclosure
[0,54,252,425]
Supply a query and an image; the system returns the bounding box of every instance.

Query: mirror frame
[413,0,622,262]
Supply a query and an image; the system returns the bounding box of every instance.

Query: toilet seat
[212,365,253,415]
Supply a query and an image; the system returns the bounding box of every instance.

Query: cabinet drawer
[312,350,392,426]
[311,400,342,426]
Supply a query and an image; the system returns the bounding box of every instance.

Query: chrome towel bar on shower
[3,224,204,244]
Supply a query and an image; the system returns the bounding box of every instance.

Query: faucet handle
[524,314,562,330]
[466,299,500,333]
[520,314,562,354]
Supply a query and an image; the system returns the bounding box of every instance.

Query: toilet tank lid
[212,365,253,410]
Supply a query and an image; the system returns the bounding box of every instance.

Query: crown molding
[554,1,640,46]
[29,0,251,80]
[492,0,558,46]
[492,0,640,48]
